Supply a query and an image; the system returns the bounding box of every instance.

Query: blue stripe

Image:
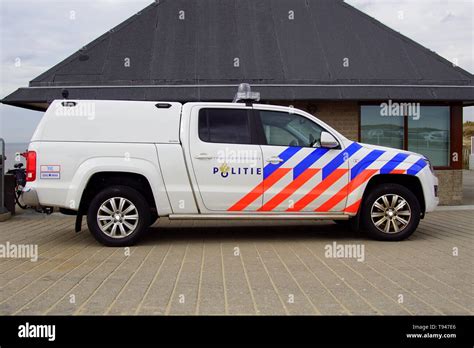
[380,153,410,174]
[293,148,329,180]
[350,150,385,180]
[407,158,427,176]
[322,142,363,179]
[263,147,302,179]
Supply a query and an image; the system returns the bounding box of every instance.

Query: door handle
[266,157,284,164]
[195,153,213,160]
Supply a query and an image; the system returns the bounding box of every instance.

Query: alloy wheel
[97,197,139,238]
[370,194,411,234]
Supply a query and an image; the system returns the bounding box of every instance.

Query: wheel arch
[66,156,172,217]
[362,174,426,217]
[78,172,157,215]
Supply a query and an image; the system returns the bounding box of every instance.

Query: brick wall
[435,170,463,205]
[290,101,359,141]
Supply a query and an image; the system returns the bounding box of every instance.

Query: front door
[255,109,355,212]
[189,107,263,212]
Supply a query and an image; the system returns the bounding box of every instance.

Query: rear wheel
[87,185,150,246]
[361,184,420,241]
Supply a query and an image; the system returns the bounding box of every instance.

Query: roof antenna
[62,89,69,99]
[233,83,260,105]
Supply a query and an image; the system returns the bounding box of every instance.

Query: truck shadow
[142,220,365,244]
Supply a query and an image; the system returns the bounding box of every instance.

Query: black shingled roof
[3,0,473,111]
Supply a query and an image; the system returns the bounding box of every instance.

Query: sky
[0,0,473,143]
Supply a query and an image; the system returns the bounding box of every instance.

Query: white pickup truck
[21,89,439,246]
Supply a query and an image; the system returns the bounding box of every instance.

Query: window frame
[358,102,460,170]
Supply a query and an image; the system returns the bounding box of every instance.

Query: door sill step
[168,214,349,220]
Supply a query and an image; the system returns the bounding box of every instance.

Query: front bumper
[21,187,40,207]
[424,174,439,213]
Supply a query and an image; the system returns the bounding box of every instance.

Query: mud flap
[350,213,361,234]
[75,213,83,233]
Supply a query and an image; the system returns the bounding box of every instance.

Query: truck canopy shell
[31,100,182,144]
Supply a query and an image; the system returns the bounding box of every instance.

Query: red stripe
[287,168,348,212]
[316,169,377,212]
[258,168,319,212]
[344,199,362,214]
[390,169,405,174]
[228,168,291,211]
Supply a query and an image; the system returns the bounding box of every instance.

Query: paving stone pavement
[0,210,472,315]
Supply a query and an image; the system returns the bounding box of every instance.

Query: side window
[259,110,325,147]
[199,108,252,144]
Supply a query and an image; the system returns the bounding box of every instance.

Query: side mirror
[320,131,339,149]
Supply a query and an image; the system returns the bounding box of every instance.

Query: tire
[360,183,421,241]
[87,185,150,246]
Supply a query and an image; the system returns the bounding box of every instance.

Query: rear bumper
[21,187,40,207]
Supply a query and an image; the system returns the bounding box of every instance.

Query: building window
[360,104,451,168]
[408,106,450,167]
[360,105,404,149]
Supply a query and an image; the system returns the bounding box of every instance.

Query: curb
[0,211,12,222]
[436,205,474,211]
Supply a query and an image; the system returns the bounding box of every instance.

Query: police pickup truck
[21,85,439,246]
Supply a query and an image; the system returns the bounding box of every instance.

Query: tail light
[26,151,37,182]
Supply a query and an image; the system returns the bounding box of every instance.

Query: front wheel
[360,184,421,241]
[87,185,150,246]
